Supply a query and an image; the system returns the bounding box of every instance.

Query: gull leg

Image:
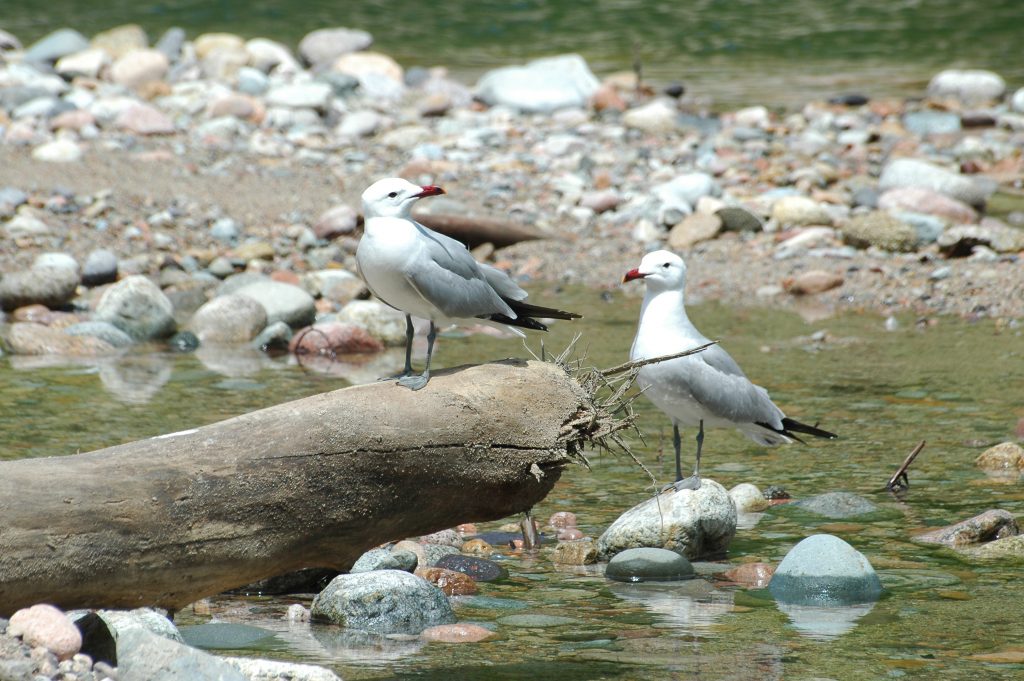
[663,420,702,493]
[380,315,415,381]
[398,320,435,390]
[521,508,540,550]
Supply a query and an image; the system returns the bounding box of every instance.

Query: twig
[599,341,718,377]
[887,440,926,493]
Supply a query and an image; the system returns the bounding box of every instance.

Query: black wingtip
[486,313,549,332]
[780,417,838,440]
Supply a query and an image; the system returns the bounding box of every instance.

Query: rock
[596,479,737,560]
[110,49,169,89]
[250,320,292,351]
[288,322,383,354]
[265,82,333,110]
[771,196,833,227]
[878,158,992,208]
[55,48,110,79]
[302,270,367,305]
[475,54,600,113]
[0,29,23,52]
[548,511,577,528]
[65,321,134,348]
[623,99,678,133]
[580,189,624,214]
[337,299,408,345]
[975,442,1024,472]
[550,540,598,565]
[652,173,719,221]
[333,51,404,85]
[116,627,247,680]
[32,139,83,163]
[91,24,148,58]
[768,534,882,605]
[716,206,763,232]
[245,38,300,74]
[878,187,977,224]
[190,294,268,344]
[210,217,242,243]
[3,212,53,237]
[914,509,1019,547]
[420,623,494,643]
[25,28,90,64]
[236,67,270,95]
[1,322,117,355]
[782,270,844,295]
[434,554,507,582]
[80,249,118,287]
[0,266,80,311]
[95,275,176,341]
[298,27,373,67]
[314,204,359,239]
[180,622,276,649]
[351,547,411,573]
[667,212,723,249]
[115,103,175,135]
[232,241,275,261]
[721,562,775,589]
[927,69,1006,104]
[0,187,28,217]
[8,604,82,660]
[841,211,919,252]
[902,110,961,136]
[336,110,382,138]
[794,492,878,519]
[461,538,493,555]
[311,570,456,634]
[605,547,695,582]
[590,83,627,112]
[964,534,1024,561]
[155,27,186,61]
[415,567,478,596]
[497,614,578,628]
[937,223,1024,256]
[729,483,769,512]
[234,280,316,328]
[1013,87,1024,113]
[225,657,341,681]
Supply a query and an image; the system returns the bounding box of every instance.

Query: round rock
[433,554,507,582]
[82,249,119,286]
[234,280,316,328]
[729,483,769,513]
[768,534,882,605]
[793,492,878,519]
[190,294,268,344]
[8,604,82,661]
[0,266,80,311]
[596,478,737,561]
[605,547,695,583]
[311,570,455,634]
[95,275,176,341]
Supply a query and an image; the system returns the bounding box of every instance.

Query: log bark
[0,360,597,616]
[411,211,544,249]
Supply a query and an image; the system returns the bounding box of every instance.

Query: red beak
[622,268,647,283]
[415,185,445,198]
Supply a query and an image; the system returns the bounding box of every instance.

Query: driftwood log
[0,360,608,616]
[411,211,544,249]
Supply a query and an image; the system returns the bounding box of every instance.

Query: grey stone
[25,28,90,64]
[116,627,247,680]
[927,69,1006,104]
[769,534,882,605]
[903,110,961,136]
[224,657,342,681]
[95,275,176,341]
[351,547,407,573]
[82,249,119,286]
[217,272,270,297]
[475,54,600,113]
[236,66,269,95]
[155,27,186,61]
[623,99,678,133]
[266,82,333,110]
[605,547,695,582]
[965,534,1024,560]
[422,542,461,566]
[69,607,184,643]
[716,205,763,232]
[0,266,80,311]
[596,479,737,560]
[1013,87,1024,114]
[250,320,292,351]
[190,294,268,344]
[234,280,316,328]
[0,187,28,217]
[298,27,373,67]
[851,186,879,209]
[179,622,276,650]
[652,173,720,219]
[937,223,1024,256]
[311,570,455,634]
[33,252,79,274]
[794,492,878,519]
[210,217,241,243]
[893,211,946,244]
[32,139,83,163]
[65,321,134,348]
[496,614,579,627]
[878,158,992,208]
[914,509,1019,547]
[337,299,408,345]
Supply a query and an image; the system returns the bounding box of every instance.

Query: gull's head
[361,177,445,219]
[622,250,687,291]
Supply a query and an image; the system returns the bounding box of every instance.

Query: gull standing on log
[356,177,581,390]
[623,250,836,490]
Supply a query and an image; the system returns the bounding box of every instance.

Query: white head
[361,177,445,220]
[622,250,688,292]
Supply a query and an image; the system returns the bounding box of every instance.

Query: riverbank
[1,24,1023,331]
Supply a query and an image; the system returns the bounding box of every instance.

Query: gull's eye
[387,191,398,199]
[662,262,670,268]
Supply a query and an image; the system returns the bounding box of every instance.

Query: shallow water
[5,0,1024,108]
[2,286,1023,679]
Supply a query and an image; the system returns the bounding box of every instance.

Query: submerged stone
[769,534,882,605]
[496,614,579,628]
[434,554,507,582]
[793,492,878,519]
[605,547,695,583]
[179,622,277,650]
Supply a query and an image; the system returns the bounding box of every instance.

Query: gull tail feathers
[755,417,838,444]
[484,299,582,332]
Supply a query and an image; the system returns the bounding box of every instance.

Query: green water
[5,0,1024,107]
[2,287,1023,679]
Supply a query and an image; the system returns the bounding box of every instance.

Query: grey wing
[479,263,528,301]
[663,354,784,426]
[405,226,514,318]
[700,343,749,379]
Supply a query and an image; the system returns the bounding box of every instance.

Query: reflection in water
[307,625,425,666]
[196,346,278,378]
[775,600,876,640]
[608,580,734,633]
[98,354,173,404]
[288,349,408,385]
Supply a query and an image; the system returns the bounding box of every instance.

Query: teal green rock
[605,547,695,583]
[769,534,882,605]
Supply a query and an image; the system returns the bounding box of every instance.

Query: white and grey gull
[623,250,836,491]
[356,177,581,390]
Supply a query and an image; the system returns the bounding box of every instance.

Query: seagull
[356,177,581,390]
[623,250,836,491]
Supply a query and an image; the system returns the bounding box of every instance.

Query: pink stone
[314,204,359,240]
[721,562,775,589]
[49,108,96,131]
[557,527,584,541]
[878,187,978,224]
[115,103,175,135]
[420,623,494,643]
[8,604,82,661]
[288,322,384,355]
[548,511,578,529]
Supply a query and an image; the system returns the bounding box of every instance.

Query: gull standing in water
[623,250,836,490]
[356,177,581,390]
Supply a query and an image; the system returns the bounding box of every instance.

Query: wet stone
[496,614,579,628]
[914,509,1019,547]
[433,554,507,582]
[769,534,882,605]
[550,540,598,565]
[605,547,695,583]
[793,492,878,519]
[975,442,1024,472]
[179,622,276,650]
